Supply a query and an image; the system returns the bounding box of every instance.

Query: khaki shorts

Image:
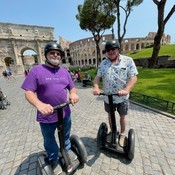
[104,100,129,116]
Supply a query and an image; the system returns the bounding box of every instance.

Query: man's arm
[93,76,101,95]
[118,76,137,96]
[25,90,53,115]
[69,87,79,105]
[124,76,137,92]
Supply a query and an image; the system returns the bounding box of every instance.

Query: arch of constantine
[0,22,55,75]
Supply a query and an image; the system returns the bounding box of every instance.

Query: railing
[130,92,175,115]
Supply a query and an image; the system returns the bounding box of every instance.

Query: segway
[38,102,87,175]
[97,93,135,160]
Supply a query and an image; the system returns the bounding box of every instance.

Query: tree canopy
[110,0,143,47]
[76,0,116,66]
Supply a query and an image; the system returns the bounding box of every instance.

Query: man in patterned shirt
[93,40,138,147]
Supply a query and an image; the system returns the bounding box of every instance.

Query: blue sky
[1,0,175,43]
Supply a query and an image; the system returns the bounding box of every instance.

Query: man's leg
[117,101,128,147]
[63,116,71,151]
[120,115,126,134]
[63,116,77,161]
[40,122,62,174]
[40,122,59,162]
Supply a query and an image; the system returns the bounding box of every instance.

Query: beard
[47,57,60,66]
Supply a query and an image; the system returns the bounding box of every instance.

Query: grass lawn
[86,67,175,102]
[81,44,175,113]
[133,67,175,102]
[125,44,175,60]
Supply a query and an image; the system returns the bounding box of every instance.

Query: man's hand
[69,93,79,105]
[93,87,101,95]
[118,89,129,97]
[36,102,54,116]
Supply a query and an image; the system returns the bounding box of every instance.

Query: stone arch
[0,22,56,75]
[93,58,96,65]
[20,47,38,70]
[136,43,140,50]
[4,57,15,72]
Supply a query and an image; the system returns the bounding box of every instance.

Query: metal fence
[130,92,175,115]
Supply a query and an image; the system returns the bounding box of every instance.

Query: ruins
[0,22,171,75]
[0,22,55,75]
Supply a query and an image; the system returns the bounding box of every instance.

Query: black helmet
[44,42,63,58]
[103,40,120,53]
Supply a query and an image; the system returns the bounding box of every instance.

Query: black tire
[127,128,135,160]
[97,122,108,149]
[70,134,87,166]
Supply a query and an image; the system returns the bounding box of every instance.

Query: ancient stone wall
[69,34,114,66]
[69,32,171,67]
[134,56,175,68]
[0,22,56,75]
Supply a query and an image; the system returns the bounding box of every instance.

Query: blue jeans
[40,116,71,163]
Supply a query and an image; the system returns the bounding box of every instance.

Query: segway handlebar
[99,92,119,96]
[53,101,71,110]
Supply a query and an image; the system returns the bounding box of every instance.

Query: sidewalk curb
[130,100,175,119]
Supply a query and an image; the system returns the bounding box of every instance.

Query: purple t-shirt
[21,64,75,123]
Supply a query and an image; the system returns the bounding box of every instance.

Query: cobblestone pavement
[0,75,175,175]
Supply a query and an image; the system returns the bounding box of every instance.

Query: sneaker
[119,134,127,147]
[51,160,62,175]
[68,150,77,162]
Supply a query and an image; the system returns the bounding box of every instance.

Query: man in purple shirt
[21,42,78,174]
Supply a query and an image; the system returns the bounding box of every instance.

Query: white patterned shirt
[97,54,138,104]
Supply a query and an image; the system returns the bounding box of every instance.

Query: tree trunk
[148,0,165,68]
[148,28,164,68]
[93,33,101,67]
[96,43,101,67]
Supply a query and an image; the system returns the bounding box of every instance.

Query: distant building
[0,22,55,75]
[61,32,170,67]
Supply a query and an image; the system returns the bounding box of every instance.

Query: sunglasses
[106,47,116,52]
[49,51,61,56]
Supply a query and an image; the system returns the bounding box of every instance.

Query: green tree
[148,0,175,68]
[76,0,116,67]
[32,54,38,64]
[111,0,143,47]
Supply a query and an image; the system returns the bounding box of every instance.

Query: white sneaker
[119,134,127,147]
[68,150,77,161]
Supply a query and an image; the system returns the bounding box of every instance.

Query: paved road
[0,75,175,175]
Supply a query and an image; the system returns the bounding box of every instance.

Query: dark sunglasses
[49,51,61,56]
[106,47,116,52]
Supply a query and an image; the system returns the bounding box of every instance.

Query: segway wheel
[70,134,87,166]
[127,128,135,160]
[97,122,108,149]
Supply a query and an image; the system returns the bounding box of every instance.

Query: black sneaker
[68,150,77,162]
[51,160,62,175]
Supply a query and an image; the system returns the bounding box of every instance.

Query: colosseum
[66,32,170,67]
